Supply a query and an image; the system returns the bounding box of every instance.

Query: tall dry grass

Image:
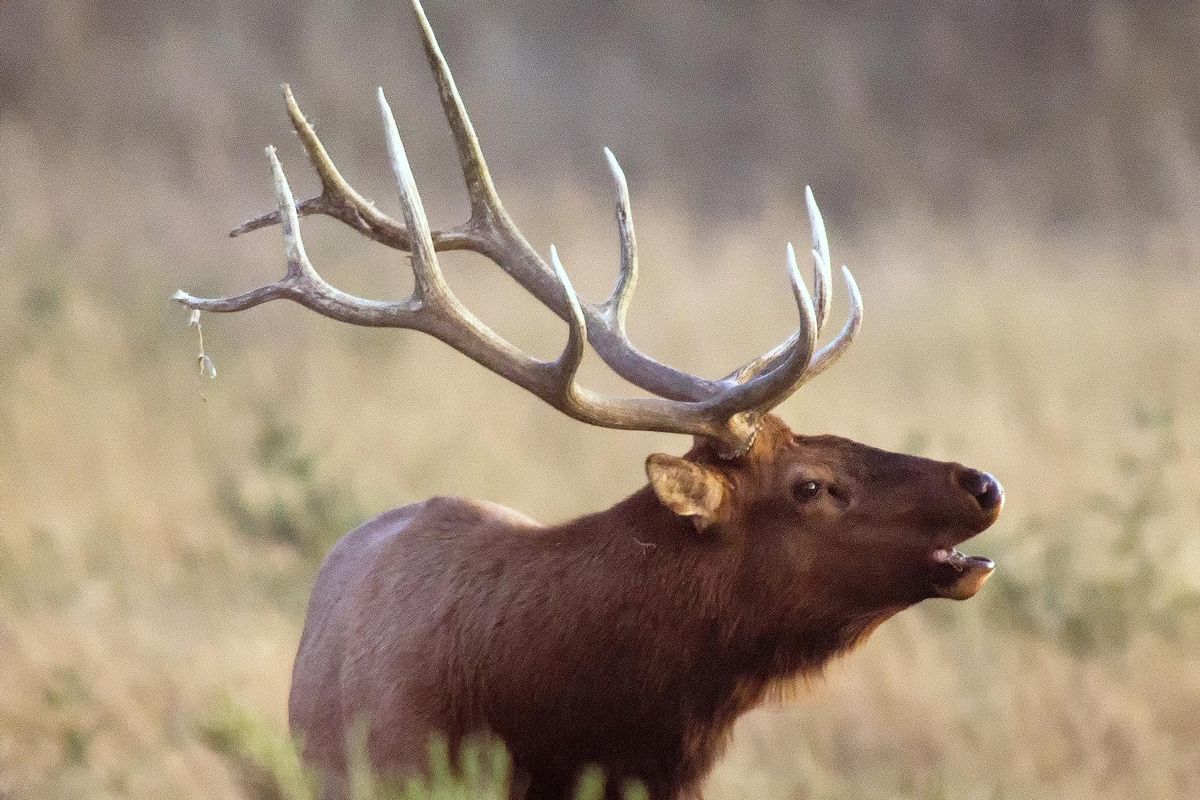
[2,1,1200,797]
[2,110,1198,797]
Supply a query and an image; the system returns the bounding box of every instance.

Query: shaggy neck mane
[563,482,884,672]
[529,482,889,789]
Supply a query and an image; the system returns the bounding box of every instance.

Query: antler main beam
[174,0,863,457]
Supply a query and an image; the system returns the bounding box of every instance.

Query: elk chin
[930,548,995,600]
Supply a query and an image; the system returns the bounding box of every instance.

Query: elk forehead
[699,416,899,477]
[790,434,947,483]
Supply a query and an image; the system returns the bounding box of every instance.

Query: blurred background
[1,0,1199,798]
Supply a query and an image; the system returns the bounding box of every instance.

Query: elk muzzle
[931,468,1004,600]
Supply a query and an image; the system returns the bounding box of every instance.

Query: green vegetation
[986,403,1200,657]
[215,413,364,562]
[199,698,652,800]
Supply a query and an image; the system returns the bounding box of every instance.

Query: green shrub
[216,413,363,562]
[984,402,1200,656]
[201,697,649,800]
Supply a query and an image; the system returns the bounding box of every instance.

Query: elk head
[647,419,1002,630]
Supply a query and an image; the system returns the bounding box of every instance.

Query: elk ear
[645,453,726,531]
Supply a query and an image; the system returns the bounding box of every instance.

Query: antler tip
[603,147,627,191]
[266,146,289,185]
[841,265,861,301]
[377,88,401,139]
[264,144,281,168]
[786,249,815,316]
[172,289,205,309]
[281,83,306,128]
[547,244,579,304]
[804,185,823,221]
[546,244,588,380]
[784,241,803,283]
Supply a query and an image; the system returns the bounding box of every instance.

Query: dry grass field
[2,1,1199,798]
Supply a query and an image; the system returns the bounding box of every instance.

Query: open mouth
[930,547,995,600]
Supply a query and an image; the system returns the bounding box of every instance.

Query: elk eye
[793,480,823,503]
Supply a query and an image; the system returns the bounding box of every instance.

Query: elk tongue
[931,548,995,600]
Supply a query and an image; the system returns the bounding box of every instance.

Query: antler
[174,0,862,458]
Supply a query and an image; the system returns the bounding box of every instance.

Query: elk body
[175,2,1004,798]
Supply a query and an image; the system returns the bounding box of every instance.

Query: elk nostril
[958,469,1003,511]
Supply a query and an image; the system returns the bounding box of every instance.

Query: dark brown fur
[289,416,1001,799]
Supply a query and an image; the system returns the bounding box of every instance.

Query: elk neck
[539,482,883,711]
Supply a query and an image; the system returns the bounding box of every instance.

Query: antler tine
[174,147,299,312]
[805,186,833,331]
[719,262,861,406]
[176,147,419,325]
[409,0,503,223]
[805,265,862,378]
[229,85,388,240]
[705,243,819,415]
[598,147,638,333]
[722,188,859,388]
[231,86,480,253]
[548,245,592,390]
[378,88,446,302]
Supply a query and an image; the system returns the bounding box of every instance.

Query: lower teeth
[933,547,967,572]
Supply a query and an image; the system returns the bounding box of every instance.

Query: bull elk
[175,2,1004,798]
